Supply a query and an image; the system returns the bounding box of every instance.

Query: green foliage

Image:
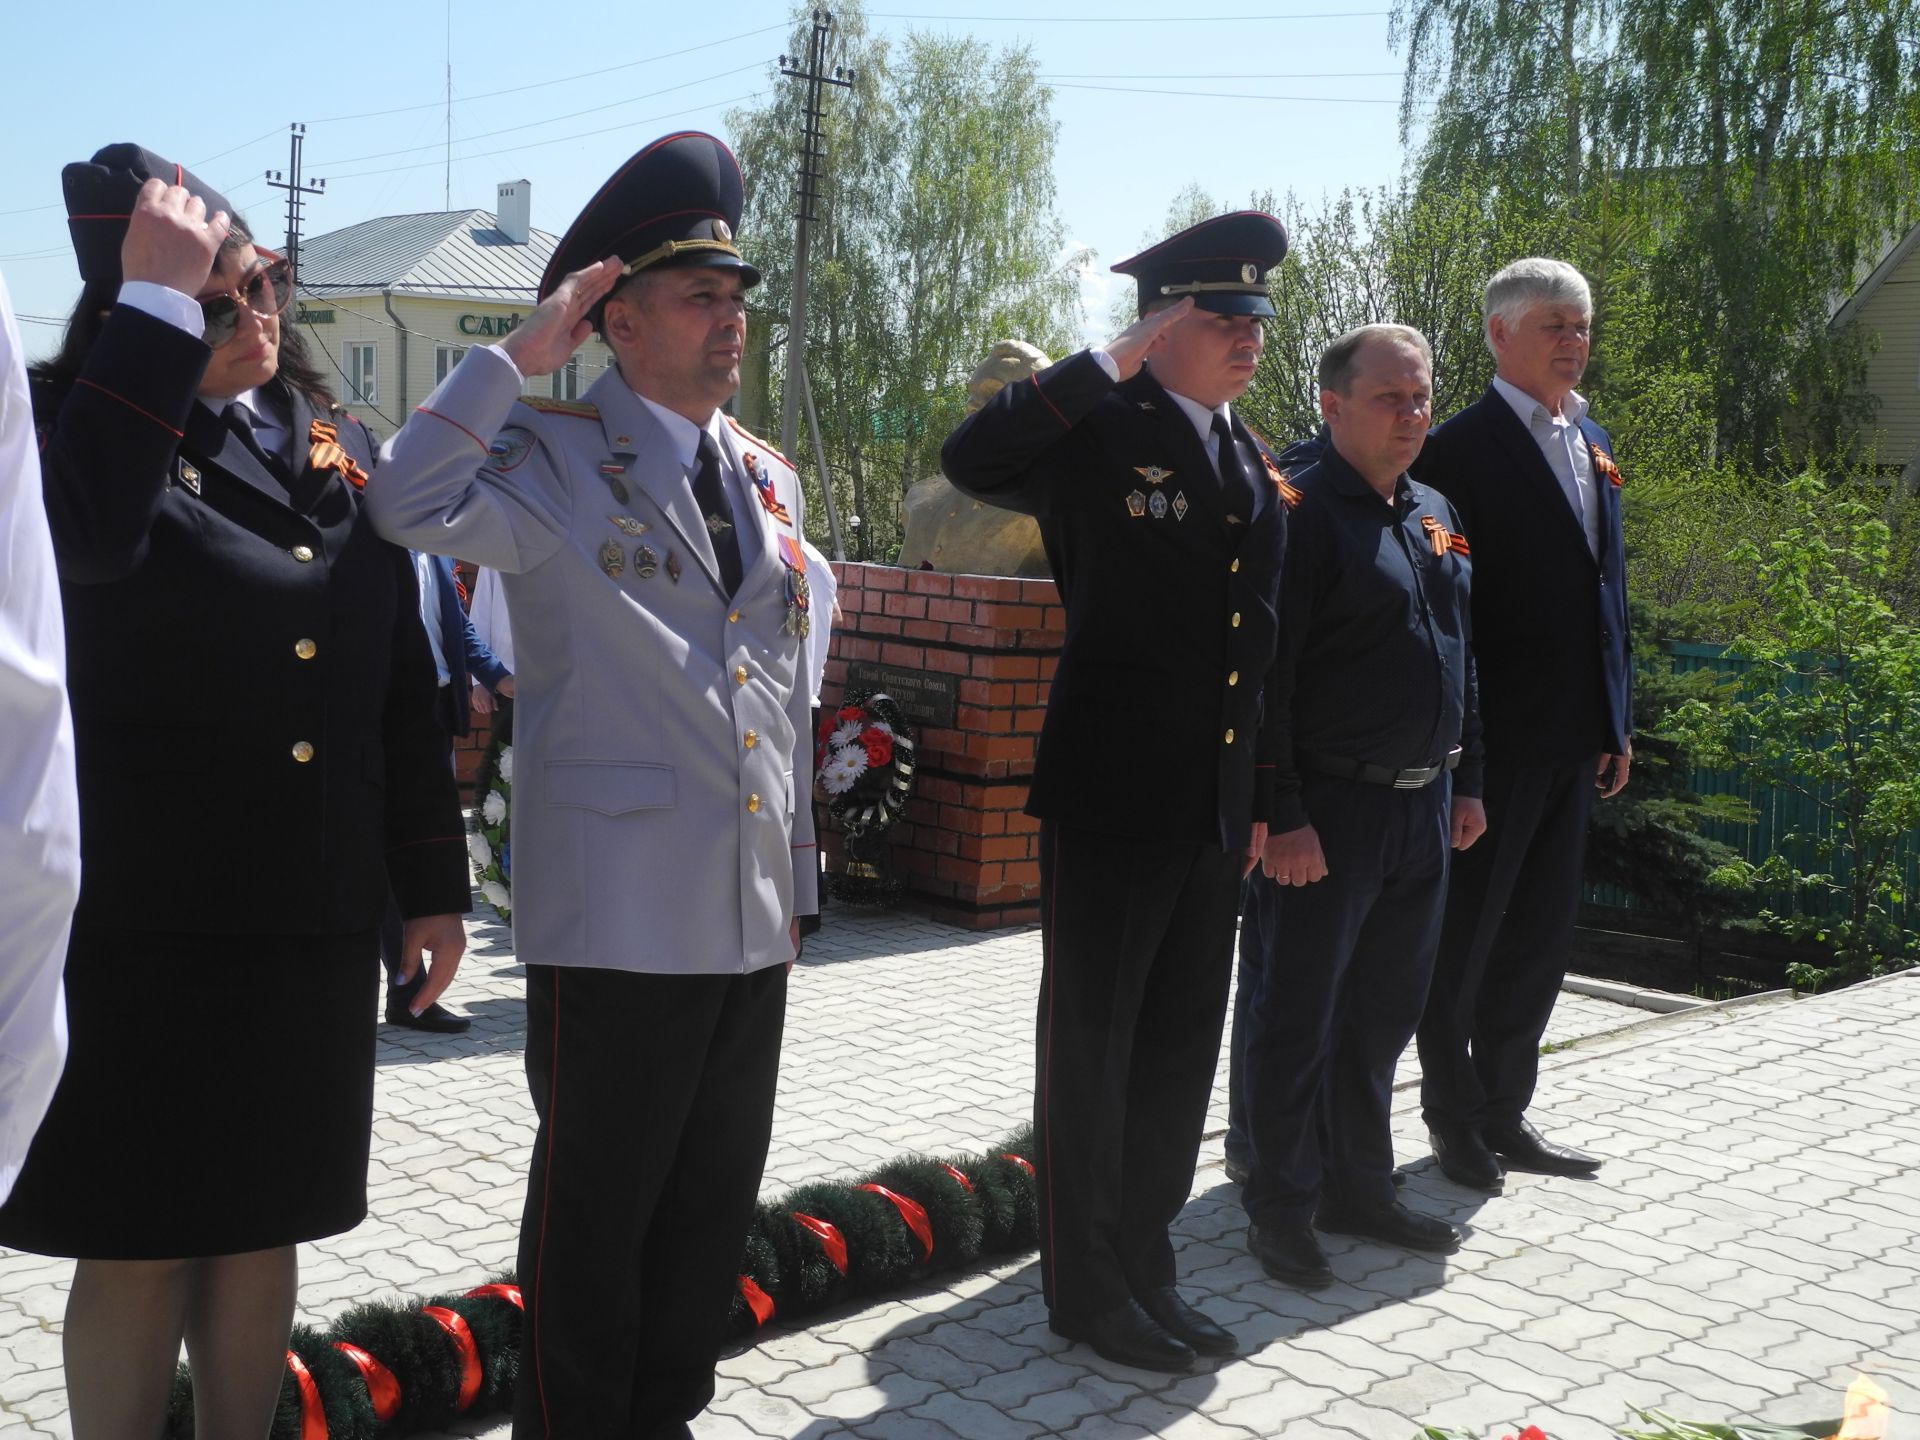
[730,3,1080,559]
[1675,475,1920,987]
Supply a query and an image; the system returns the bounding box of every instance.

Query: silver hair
[1317,322,1433,394]
[1483,258,1591,353]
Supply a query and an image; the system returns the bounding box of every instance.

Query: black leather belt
[1303,747,1461,790]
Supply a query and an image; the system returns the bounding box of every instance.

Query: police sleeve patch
[486,430,535,472]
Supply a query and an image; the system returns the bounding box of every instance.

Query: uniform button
[735,664,749,685]
[291,545,314,563]
[291,740,314,763]
[729,610,742,623]
[746,793,761,814]
[1224,729,1235,744]
[1231,611,1242,628]
[293,638,317,660]
[1230,558,1241,573]
[1228,670,1239,686]
[744,729,758,750]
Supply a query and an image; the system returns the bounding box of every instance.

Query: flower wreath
[816,691,917,904]
[468,739,512,917]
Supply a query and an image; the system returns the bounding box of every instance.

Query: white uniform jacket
[368,345,818,976]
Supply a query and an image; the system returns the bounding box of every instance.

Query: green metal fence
[1582,640,1920,925]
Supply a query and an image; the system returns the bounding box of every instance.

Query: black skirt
[0,926,380,1259]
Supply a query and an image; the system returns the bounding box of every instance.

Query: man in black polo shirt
[1240,323,1486,1286]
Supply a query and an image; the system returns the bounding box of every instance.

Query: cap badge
[713,219,733,244]
[1241,263,1259,283]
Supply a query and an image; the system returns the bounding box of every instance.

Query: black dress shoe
[1315,1199,1461,1254]
[1483,1118,1601,1176]
[1246,1222,1334,1288]
[1049,1299,1195,1372]
[1223,1156,1251,1186]
[385,978,471,1033]
[1430,1125,1505,1192]
[1135,1286,1238,1357]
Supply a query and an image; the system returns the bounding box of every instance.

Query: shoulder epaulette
[725,415,795,469]
[520,395,601,420]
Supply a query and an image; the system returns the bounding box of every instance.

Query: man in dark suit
[1413,257,1632,1189]
[381,550,512,1032]
[943,213,1292,1372]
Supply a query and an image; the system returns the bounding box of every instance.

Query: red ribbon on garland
[285,1350,328,1440]
[420,1305,483,1413]
[464,1282,525,1309]
[941,1162,974,1194]
[857,1183,934,1262]
[331,1341,403,1424]
[1002,1152,1035,1177]
[738,1274,776,1326]
[790,1211,850,1274]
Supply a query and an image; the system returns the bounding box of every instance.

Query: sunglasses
[199,251,293,348]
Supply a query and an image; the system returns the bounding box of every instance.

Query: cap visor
[1195,293,1275,317]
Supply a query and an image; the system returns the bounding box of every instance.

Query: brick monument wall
[820,563,1061,929]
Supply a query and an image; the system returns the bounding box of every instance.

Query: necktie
[1211,413,1256,523]
[224,403,285,482]
[692,431,744,595]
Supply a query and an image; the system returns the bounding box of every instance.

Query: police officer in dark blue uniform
[0,145,467,1433]
[942,212,1292,1372]
[1237,324,1486,1287]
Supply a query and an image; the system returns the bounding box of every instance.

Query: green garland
[468,732,512,918]
[161,1128,1039,1439]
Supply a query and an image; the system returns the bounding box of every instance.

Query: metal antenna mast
[265,123,325,280]
[778,11,854,477]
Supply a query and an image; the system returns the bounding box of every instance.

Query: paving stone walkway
[2,902,1915,1439]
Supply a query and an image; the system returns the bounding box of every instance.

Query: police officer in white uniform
[366,132,817,1438]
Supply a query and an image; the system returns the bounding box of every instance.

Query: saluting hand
[499,256,624,378]
[1103,297,1194,380]
[120,178,229,297]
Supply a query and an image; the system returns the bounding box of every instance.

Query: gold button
[746,793,761,814]
[1230,558,1241,573]
[1224,729,1235,744]
[729,610,741,623]
[744,729,759,750]
[291,545,314,563]
[1231,611,1242,628]
[735,665,748,685]
[291,740,314,763]
[1228,670,1239,686]
[294,638,317,660]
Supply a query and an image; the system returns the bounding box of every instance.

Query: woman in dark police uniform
[0,146,470,1437]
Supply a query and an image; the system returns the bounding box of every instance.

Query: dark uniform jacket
[941,350,1289,852]
[34,304,469,935]
[1261,446,1483,833]
[1413,388,1631,762]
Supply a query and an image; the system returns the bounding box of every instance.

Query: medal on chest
[778,534,812,637]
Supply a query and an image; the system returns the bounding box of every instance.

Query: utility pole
[779,10,855,557]
[265,123,325,280]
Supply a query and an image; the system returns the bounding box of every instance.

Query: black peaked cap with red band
[537,131,760,302]
[1112,210,1289,318]
[62,143,235,285]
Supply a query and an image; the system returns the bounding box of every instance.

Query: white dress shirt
[800,537,837,707]
[413,550,452,686]
[469,566,515,675]
[1089,347,1235,479]
[1491,373,1601,559]
[0,271,79,1204]
[633,392,763,574]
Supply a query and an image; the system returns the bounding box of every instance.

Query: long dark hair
[32,212,336,414]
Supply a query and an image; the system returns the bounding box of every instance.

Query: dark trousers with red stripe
[1035,821,1240,1319]
[513,962,787,1440]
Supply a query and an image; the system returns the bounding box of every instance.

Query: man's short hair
[1317,323,1432,395]
[1483,258,1591,353]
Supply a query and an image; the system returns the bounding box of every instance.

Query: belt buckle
[1393,766,1431,790]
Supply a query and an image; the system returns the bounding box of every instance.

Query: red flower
[817,712,836,741]
[836,705,865,724]
[1501,1427,1550,1440]
[860,730,894,767]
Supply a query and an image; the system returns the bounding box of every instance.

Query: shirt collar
[632,391,726,472]
[1162,387,1231,448]
[1491,373,1588,430]
[1318,440,1413,508]
[196,386,275,428]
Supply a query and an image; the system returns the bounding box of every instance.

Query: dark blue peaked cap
[1113,210,1289,318]
[538,131,760,301]
[63,143,236,285]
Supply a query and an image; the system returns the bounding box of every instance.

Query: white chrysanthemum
[829,720,863,749]
[482,789,508,825]
[820,748,870,794]
[480,879,511,912]
[498,746,514,783]
[468,832,493,870]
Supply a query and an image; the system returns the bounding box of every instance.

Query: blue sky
[0,1,1418,358]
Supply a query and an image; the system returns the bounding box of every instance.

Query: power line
[1048,80,1399,102]
[1042,69,1401,77]
[869,8,1389,18]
